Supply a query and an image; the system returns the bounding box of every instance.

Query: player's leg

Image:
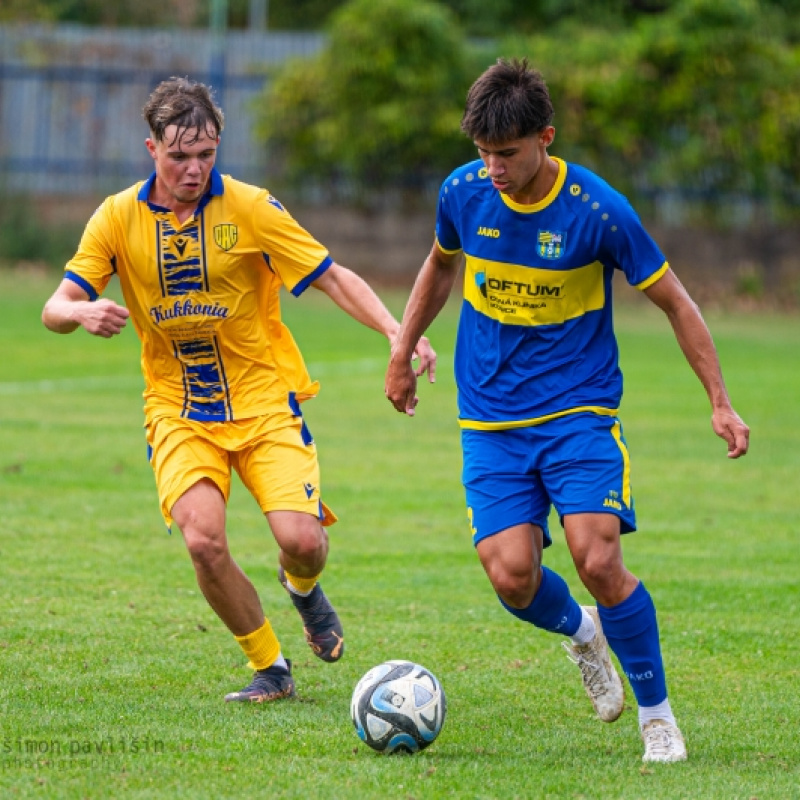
[172,480,295,702]
[268,511,344,663]
[463,427,618,716]
[236,410,344,663]
[565,514,686,760]
[476,522,581,633]
[147,416,294,703]
[464,426,584,630]
[554,411,686,761]
[474,521,624,722]
[172,478,264,635]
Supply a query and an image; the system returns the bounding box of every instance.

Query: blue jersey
[435,157,669,429]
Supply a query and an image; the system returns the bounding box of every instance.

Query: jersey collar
[137,167,225,212]
[498,157,566,214]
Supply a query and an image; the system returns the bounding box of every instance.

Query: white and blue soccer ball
[350,660,446,754]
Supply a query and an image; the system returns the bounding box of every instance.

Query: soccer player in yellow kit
[42,77,436,703]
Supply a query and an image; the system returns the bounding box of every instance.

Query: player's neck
[507,156,559,206]
[170,205,199,225]
[148,180,206,224]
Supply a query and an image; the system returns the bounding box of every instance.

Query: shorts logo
[304,482,315,498]
[214,223,238,251]
[603,489,623,510]
[537,230,565,260]
[467,507,478,537]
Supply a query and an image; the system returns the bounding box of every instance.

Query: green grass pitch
[0,269,798,799]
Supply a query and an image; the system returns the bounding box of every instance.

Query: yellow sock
[283,569,320,596]
[234,619,281,670]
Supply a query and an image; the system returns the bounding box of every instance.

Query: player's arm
[643,267,749,458]
[385,242,462,416]
[42,278,129,338]
[311,261,436,380]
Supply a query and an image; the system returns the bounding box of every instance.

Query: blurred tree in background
[509,0,800,222]
[8,0,800,39]
[254,0,477,205]
[1,0,200,26]
[2,0,798,223]
[251,0,799,223]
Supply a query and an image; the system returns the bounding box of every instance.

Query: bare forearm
[42,281,129,338]
[385,244,457,415]
[42,296,91,334]
[663,298,732,411]
[645,268,749,456]
[314,264,399,340]
[393,250,459,361]
[644,269,731,409]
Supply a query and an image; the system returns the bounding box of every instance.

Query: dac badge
[214,223,238,251]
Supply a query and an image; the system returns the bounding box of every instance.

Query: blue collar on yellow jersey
[137,167,224,214]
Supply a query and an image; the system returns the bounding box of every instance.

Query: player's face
[146,124,219,209]
[475,128,555,203]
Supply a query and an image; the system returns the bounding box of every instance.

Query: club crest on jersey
[213,223,238,251]
[537,230,565,260]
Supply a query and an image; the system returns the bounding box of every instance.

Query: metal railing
[0,23,324,195]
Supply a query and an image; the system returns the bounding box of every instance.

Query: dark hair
[461,58,554,144]
[142,76,225,145]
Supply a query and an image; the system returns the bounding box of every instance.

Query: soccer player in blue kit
[385,59,749,762]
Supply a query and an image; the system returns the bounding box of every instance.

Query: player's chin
[177,186,204,202]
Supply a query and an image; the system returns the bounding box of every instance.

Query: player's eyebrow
[476,144,519,156]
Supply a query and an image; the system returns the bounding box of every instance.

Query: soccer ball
[350,660,446,754]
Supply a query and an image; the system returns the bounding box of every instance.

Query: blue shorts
[461,413,637,547]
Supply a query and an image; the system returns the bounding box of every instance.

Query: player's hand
[385,356,419,417]
[79,299,130,338]
[711,407,750,458]
[411,336,437,384]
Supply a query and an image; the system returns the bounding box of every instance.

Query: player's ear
[540,126,556,147]
[145,138,157,159]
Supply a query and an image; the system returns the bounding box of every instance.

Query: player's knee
[576,550,622,593]
[185,533,229,574]
[489,568,535,608]
[282,524,328,566]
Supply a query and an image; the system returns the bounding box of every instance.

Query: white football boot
[641,719,688,762]
[562,606,625,723]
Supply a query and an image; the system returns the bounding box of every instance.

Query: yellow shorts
[145,411,337,530]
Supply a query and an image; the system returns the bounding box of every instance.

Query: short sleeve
[435,181,462,254]
[602,196,668,289]
[64,200,117,299]
[253,193,332,297]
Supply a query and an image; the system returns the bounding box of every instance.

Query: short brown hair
[142,76,225,144]
[461,58,554,144]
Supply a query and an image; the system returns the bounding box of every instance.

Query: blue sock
[598,581,667,706]
[499,566,583,636]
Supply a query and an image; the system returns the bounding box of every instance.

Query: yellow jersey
[65,169,332,423]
